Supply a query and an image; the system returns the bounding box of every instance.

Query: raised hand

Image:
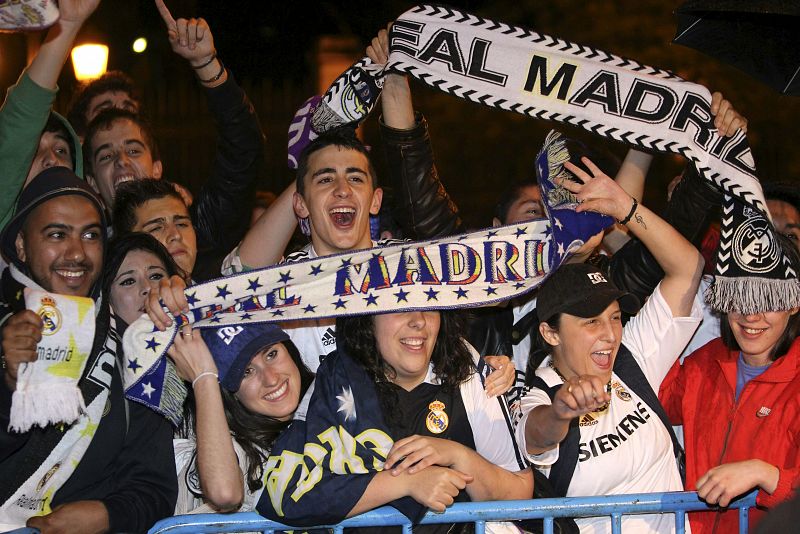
[711,92,748,137]
[145,274,188,331]
[56,0,102,28]
[167,325,217,383]
[551,374,611,421]
[368,23,414,129]
[154,0,215,67]
[366,26,390,67]
[563,158,634,222]
[2,310,43,391]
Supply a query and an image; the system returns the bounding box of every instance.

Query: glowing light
[132,37,147,54]
[71,44,109,81]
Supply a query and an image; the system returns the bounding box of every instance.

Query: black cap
[0,166,107,266]
[537,263,639,323]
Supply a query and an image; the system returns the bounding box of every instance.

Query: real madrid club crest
[733,216,780,274]
[37,295,62,336]
[611,381,632,402]
[426,400,449,434]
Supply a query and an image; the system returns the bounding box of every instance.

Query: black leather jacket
[380,113,465,240]
[190,71,265,282]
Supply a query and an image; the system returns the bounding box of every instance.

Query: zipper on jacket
[711,377,752,534]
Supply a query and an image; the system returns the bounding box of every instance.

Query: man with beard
[0,167,176,532]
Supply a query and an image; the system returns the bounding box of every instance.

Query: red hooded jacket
[660,337,800,534]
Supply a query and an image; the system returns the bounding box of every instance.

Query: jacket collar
[715,337,800,386]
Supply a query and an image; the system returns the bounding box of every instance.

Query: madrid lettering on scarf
[124,4,800,424]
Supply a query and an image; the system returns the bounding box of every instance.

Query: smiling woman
[660,235,800,533]
[516,155,704,534]
[333,310,533,531]
[167,322,314,515]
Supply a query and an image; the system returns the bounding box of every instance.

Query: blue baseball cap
[200,323,290,392]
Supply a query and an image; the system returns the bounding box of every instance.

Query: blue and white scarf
[123,131,609,424]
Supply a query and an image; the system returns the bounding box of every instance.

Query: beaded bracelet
[618,197,639,226]
[197,59,225,84]
[192,371,218,388]
[191,51,217,70]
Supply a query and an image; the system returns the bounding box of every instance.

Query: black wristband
[198,59,225,84]
[191,51,217,70]
[618,197,639,225]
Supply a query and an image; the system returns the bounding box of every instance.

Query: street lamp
[71,43,109,81]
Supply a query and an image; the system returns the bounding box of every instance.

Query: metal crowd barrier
[149,490,758,534]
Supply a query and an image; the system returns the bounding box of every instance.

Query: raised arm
[168,326,244,511]
[28,0,101,90]
[0,0,100,227]
[369,26,464,239]
[224,182,298,273]
[564,158,703,317]
[155,0,264,270]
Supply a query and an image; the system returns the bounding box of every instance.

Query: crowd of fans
[1,1,799,533]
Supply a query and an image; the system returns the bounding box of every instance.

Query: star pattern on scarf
[216,284,231,299]
[278,271,293,284]
[186,292,200,305]
[485,286,498,296]
[557,242,566,257]
[142,382,155,398]
[336,386,357,422]
[454,288,469,299]
[303,304,317,313]
[128,358,142,373]
[333,298,348,309]
[514,227,528,238]
[394,289,409,302]
[363,293,379,306]
[424,288,439,301]
[145,337,160,352]
[247,278,263,292]
[309,264,323,276]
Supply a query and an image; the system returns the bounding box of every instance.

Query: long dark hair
[719,234,800,361]
[336,311,475,426]
[218,341,314,491]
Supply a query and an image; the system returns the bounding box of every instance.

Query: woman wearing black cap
[516,158,704,533]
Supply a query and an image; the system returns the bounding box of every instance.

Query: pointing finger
[155,0,177,28]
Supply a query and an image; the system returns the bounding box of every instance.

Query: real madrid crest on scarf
[705,194,800,313]
[426,400,449,434]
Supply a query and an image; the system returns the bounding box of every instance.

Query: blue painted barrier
[148,490,758,534]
